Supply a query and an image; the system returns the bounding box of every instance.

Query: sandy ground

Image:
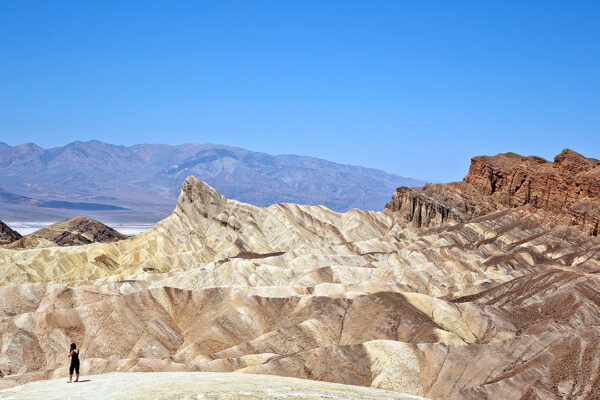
[0,372,428,400]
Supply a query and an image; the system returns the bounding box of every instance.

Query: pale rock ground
[0,372,427,400]
[1,177,600,399]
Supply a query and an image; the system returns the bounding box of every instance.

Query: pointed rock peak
[176,176,229,220]
[180,176,226,203]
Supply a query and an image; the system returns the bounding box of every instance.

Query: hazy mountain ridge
[0,140,423,222]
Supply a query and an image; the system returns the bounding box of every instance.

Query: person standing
[67,343,80,383]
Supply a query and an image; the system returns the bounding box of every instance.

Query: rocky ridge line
[386,149,600,235]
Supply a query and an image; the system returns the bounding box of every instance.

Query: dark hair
[70,343,76,350]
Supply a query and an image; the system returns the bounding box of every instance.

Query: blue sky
[1,1,598,182]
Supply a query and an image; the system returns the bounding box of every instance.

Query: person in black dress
[67,343,80,383]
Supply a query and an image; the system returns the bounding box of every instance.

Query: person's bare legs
[67,374,73,383]
[75,373,79,382]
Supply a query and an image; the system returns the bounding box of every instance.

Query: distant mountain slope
[0,140,423,221]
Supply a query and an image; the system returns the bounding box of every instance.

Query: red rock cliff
[386,149,600,235]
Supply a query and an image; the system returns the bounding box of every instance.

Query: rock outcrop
[384,186,464,228]
[386,149,600,234]
[6,217,127,249]
[0,220,21,245]
[1,165,600,399]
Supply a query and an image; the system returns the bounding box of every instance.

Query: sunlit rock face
[1,150,600,399]
[386,149,600,235]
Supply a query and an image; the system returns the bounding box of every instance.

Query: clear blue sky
[1,1,598,182]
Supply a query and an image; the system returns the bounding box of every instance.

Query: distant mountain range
[0,140,424,222]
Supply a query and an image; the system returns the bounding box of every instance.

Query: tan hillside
[1,150,600,399]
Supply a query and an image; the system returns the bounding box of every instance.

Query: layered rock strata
[386,149,600,235]
[6,216,127,249]
[0,162,599,399]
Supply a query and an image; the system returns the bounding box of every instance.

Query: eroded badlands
[1,150,600,399]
